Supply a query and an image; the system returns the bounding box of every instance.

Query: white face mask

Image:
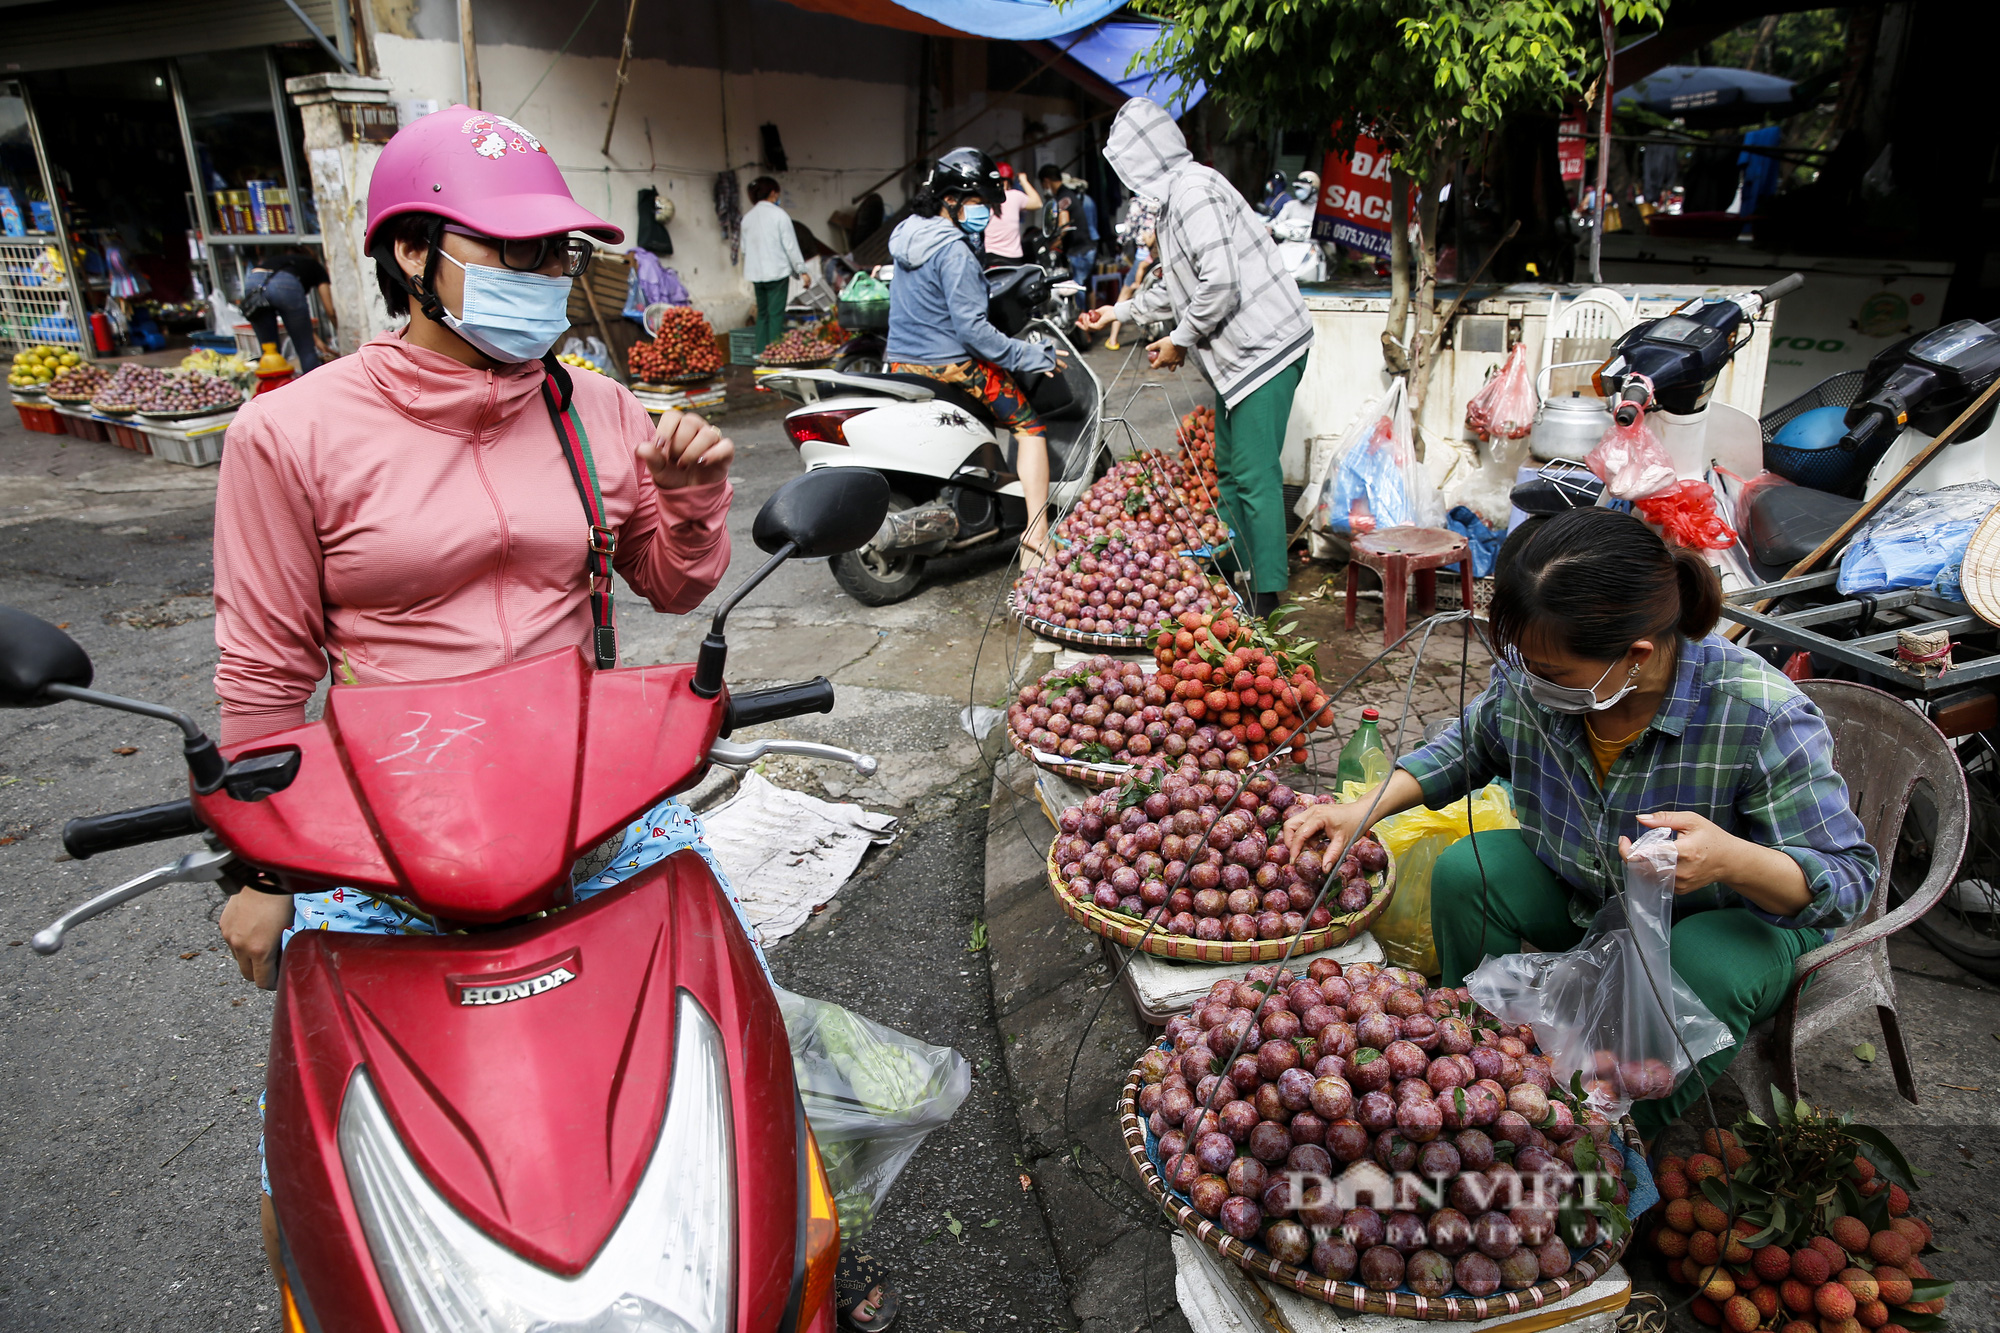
[1508,649,1641,714]
[434,249,574,364]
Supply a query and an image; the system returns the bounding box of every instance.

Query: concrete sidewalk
[982,606,2000,1333]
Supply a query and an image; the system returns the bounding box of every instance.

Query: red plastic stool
[1344,525,1475,647]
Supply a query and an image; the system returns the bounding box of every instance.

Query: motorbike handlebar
[62,799,206,861]
[1757,272,1805,306]
[1613,380,1651,427]
[722,677,836,737]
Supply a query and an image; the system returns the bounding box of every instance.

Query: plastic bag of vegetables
[776,987,970,1240]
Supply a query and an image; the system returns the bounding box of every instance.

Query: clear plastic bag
[776,987,970,1239]
[1465,828,1733,1116]
[1317,379,1436,534]
[1347,781,1518,977]
[1465,344,1538,442]
[558,335,613,376]
[1837,481,2000,597]
[1584,410,1677,501]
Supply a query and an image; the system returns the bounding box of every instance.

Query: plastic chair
[1728,680,1968,1114]
[1537,288,1635,399]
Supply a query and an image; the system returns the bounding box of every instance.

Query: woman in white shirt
[741,176,811,350]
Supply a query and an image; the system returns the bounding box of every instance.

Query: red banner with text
[1557,114,1587,183]
[1311,129,1401,258]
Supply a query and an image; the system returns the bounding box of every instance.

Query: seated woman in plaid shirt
[1283,508,1877,1140]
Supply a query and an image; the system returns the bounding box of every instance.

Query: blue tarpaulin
[778,0,1128,40]
[1056,21,1205,114]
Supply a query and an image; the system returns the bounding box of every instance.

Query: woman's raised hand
[640,409,735,490]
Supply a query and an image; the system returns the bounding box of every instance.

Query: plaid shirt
[1400,633,1878,935]
[1104,99,1313,408]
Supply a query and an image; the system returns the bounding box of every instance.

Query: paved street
[0,344,1179,1332]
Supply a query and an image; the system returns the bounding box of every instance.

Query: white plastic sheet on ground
[699,771,897,942]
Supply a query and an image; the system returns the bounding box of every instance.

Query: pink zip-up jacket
[212,332,732,745]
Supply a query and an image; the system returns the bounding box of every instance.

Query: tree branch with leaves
[1141,0,1664,450]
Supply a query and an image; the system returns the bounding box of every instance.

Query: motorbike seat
[1744,484,1863,568]
[862,372,1001,429]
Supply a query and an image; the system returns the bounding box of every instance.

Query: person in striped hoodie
[1082,97,1314,617]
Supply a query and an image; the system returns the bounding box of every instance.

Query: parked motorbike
[763,263,1106,605]
[9,467,895,1333]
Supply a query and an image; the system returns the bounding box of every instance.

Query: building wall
[364,0,926,328]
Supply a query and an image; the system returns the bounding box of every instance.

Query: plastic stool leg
[1414,567,1438,618]
[1345,561,1359,630]
[1459,557,1476,629]
[1382,555,1408,646]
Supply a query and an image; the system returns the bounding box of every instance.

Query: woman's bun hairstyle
[1489,507,1719,660]
[1671,543,1723,640]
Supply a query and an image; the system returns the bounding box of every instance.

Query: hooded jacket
[212,332,732,745]
[1104,99,1313,408]
[883,214,1056,376]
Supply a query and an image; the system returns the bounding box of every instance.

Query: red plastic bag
[1634,479,1738,551]
[1465,344,1538,441]
[1584,411,1677,500]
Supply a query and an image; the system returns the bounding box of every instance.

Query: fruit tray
[1007,721,1139,789]
[1120,1050,1641,1320]
[137,403,242,421]
[1009,585,1164,649]
[1045,837,1394,963]
[755,354,836,368]
[1008,583,1248,652]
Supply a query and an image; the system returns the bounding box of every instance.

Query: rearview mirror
[0,605,93,707]
[752,468,891,558]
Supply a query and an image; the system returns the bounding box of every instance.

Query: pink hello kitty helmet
[364,105,622,247]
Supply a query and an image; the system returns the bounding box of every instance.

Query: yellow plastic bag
[1339,781,1518,977]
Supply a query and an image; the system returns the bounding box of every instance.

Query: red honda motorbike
[6,467,893,1333]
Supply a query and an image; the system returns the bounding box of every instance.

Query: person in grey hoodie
[1081,98,1314,617]
[886,147,1062,566]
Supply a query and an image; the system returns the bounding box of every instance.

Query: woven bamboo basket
[1007,585,1169,651]
[1006,722,1151,790]
[1046,838,1396,963]
[1120,1052,1640,1320]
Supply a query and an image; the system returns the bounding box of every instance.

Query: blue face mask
[436,250,574,364]
[959,204,992,236]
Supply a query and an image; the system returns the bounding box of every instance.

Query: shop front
[0,0,351,363]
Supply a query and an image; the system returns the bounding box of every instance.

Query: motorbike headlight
[338,991,735,1333]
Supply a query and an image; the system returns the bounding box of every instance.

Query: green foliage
[1706,8,1848,80]
[1142,0,1667,178]
[1717,1086,1934,1251]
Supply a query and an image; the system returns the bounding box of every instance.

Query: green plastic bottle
[1336,706,1390,789]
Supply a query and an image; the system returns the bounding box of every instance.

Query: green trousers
[1213,355,1306,596]
[1430,828,1817,1137]
[753,279,789,351]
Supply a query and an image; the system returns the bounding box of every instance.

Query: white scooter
[762,265,1106,604]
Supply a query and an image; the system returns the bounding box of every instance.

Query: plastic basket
[13,400,59,434]
[105,420,149,453]
[54,406,108,442]
[143,426,224,467]
[1758,370,1877,495]
[727,327,759,365]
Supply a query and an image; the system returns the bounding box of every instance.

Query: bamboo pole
[601,0,642,157]
[458,0,481,109]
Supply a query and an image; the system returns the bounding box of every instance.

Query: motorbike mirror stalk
[42,682,227,793]
[691,543,796,698]
[692,469,894,698]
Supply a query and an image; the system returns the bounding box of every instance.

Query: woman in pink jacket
[211,103,772,1299]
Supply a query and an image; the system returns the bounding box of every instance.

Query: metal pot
[1530,392,1614,462]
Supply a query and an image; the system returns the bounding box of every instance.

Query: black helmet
[925,147,1003,206]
